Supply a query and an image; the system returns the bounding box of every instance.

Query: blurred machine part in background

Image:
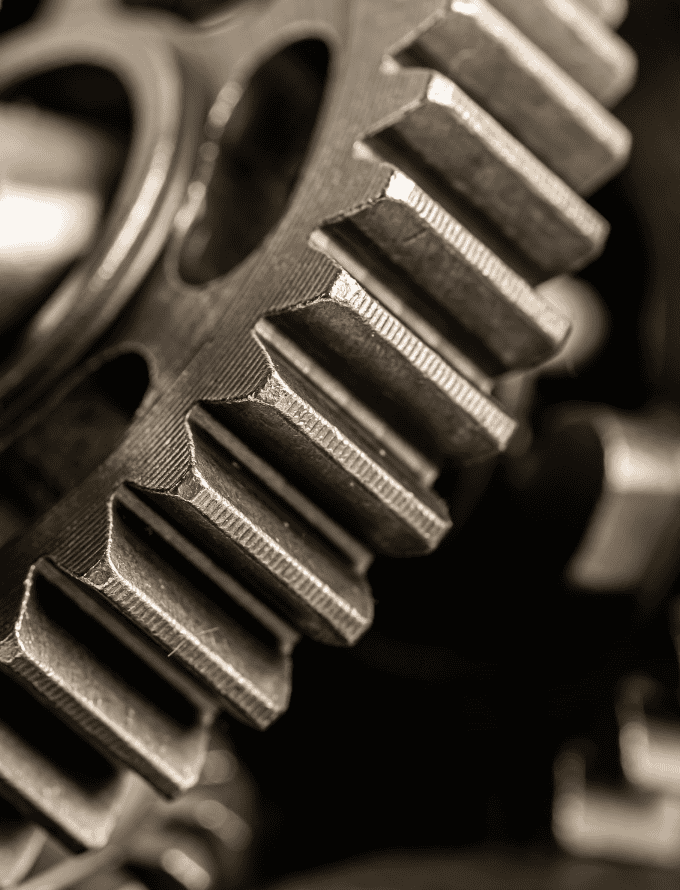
[0,0,678,888]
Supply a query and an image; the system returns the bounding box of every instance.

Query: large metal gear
[0,0,636,882]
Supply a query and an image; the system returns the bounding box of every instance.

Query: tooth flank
[114,429,374,647]
[0,668,130,852]
[213,335,451,557]
[178,425,373,646]
[0,560,214,798]
[187,407,375,573]
[263,269,516,462]
[489,0,636,107]
[326,171,570,373]
[398,0,631,194]
[367,71,609,278]
[83,488,295,729]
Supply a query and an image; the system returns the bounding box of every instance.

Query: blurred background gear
[1,0,679,888]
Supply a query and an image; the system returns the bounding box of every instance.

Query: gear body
[0,0,635,871]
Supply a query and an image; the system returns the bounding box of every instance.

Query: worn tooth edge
[326,269,517,449]
[173,455,371,646]
[82,549,284,729]
[384,169,571,350]
[423,73,610,251]
[250,343,451,550]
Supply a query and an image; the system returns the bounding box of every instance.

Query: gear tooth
[366,70,610,278]
[323,171,570,373]
[259,268,516,462]
[579,0,628,28]
[397,0,631,194]
[0,559,215,798]
[489,0,636,107]
[85,486,295,728]
[185,408,376,574]
[154,415,374,646]
[0,803,44,888]
[212,336,451,557]
[0,668,131,852]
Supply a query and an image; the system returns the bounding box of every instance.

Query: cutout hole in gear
[179,39,331,285]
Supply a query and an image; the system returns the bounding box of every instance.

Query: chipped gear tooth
[398,0,631,194]
[488,0,637,107]
[366,69,609,278]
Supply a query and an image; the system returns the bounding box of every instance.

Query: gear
[0,0,635,876]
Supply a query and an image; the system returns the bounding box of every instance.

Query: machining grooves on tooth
[395,0,631,194]
[365,70,609,278]
[257,269,516,464]
[111,418,374,648]
[323,169,570,373]
[218,327,451,557]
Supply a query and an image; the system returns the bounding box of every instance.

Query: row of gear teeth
[0,0,636,876]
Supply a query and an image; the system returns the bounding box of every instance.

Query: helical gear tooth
[0,803,44,888]
[397,0,631,194]
[82,486,295,729]
[211,338,451,557]
[324,169,570,373]
[259,268,516,463]
[578,0,628,28]
[0,668,132,852]
[0,559,216,799]
[489,0,637,107]
[106,436,374,648]
[365,70,610,279]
